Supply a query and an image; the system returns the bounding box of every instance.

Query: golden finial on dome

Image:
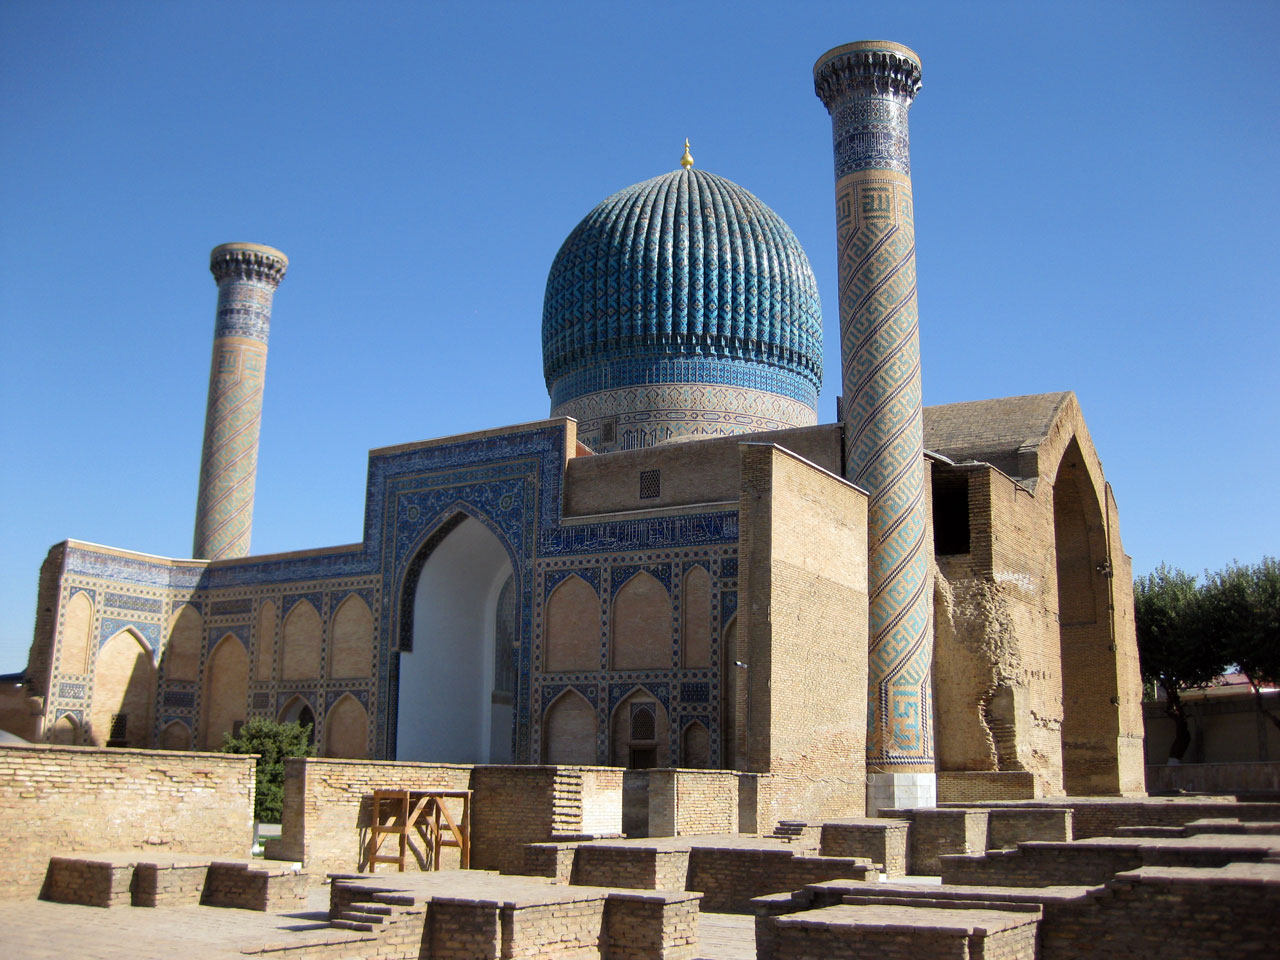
[680,138,694,170]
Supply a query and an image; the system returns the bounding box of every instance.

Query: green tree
[1201,558,1280,735]
[1134,565,1226,761]
[221,719,316,824]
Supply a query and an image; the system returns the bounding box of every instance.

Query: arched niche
[160,720,192,751]
[324,694,369,759]
[681,566,712,668]
[1052,436,1120,793]
[545,575,600,673]
[201,634,248,750]
[398,515,515,763]
[610,687,670,768]
[611,572,672,671]
[329,594,374,680]
[163,604,203,683]
[60,591,94,675]
[721,615,742,769]
[681,720,710,768]
[542,689,597,764]
[279,695,317,746]
[90,629,155,748]
[49,712,80,745]
[281,600,322,681]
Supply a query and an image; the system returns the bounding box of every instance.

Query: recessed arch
[721,614,742,769]
[681,566,712,668]
[281,600,322,681]
[545,574,600,673]
[60,591,94,675]
[324,694,369,759]
[611,572,672,671]
[329,594,374,680]
[542,688,597,764]
[163,604,203,683]
[610,686,670,768]
[201,633,248,750]
[279,695,317,746]
[160,719,192,751]
[90,628,155,748]
[397,513,517,763]
[681,719,711,768]
[49,712,80,745]
[1052,435,1120,794]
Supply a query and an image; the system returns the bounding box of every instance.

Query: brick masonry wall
[884,807,989,875]
[0,743,254,899]
[275,757,472,875]
[986,808,1073,849]
[687,846,874,913]
[937,771,1037,803]
[1146,761,1280,795]
[1037,866,1280,960]
[819,819,909,876]
[739,445,867,829]
[648,769,742,836]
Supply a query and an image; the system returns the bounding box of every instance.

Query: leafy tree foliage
[1200,558,1280,731]
[221,719,316,824]
[1134,565,1226,760]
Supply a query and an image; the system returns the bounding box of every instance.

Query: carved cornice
[210,243,289,287]
[813,42,923,111]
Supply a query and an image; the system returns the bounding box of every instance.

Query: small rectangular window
[600,419,617,444]
[109,713,127,742]
[639,470,661,500]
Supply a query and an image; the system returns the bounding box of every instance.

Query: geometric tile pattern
[816,42,934,770]
[543,166,823,449]
[192,244,287,561]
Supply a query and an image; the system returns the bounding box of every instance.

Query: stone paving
[0,877,759,959]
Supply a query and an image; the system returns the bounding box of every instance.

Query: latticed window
[600,419,617,444]
[639,470,661,500]
[630,703,656,742]
[109,713,127,741]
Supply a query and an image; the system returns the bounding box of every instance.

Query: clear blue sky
[1,1,1277,670]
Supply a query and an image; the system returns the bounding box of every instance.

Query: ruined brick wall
[738,444,867,829]
[0,743,255,899]
[273,757,472,874]
[648,769,742,836]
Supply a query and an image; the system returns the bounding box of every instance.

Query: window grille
[109,713,127,741]
[600,419,617,444]
[630,703,656,741]
[639,470,661,500]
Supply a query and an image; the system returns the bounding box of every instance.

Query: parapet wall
[0,743,255,899]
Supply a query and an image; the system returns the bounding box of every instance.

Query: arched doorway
[397,515,516,763]
[279,696,317,746]
[1052,437,1120,794]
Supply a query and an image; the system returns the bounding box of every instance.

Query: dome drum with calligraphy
[542,158,823,453]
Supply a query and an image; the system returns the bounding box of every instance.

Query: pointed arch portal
[397,515,515,763]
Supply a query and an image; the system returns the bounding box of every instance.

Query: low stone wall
[649,769,743,837]
[818,818,909,876]
[272,760,625,877]
[572,845,691,890]
[1146,761,1280,796]
[0,743,255,899]
[882,807,988,875]
[940,797,1280,839]
[986,808,1072,849]
[687,847,875,913]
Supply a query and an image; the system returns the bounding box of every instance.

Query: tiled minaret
[814,42,935,813]
[192,243,288,561]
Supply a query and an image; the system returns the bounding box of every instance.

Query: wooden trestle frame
[363,789,472,872]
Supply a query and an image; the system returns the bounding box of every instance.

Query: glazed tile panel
[815,43,933,769]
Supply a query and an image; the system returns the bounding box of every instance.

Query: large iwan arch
[397,514,516,763]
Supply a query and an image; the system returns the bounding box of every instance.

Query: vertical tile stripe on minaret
[814,42,934,771]
[193,243,288,560]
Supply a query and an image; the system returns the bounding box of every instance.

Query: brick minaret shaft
[815,42,935,806]
[193,243,288,561]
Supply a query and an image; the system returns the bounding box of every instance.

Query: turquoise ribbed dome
[542,167,823,415]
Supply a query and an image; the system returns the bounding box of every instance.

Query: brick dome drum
[542,167,823,452]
